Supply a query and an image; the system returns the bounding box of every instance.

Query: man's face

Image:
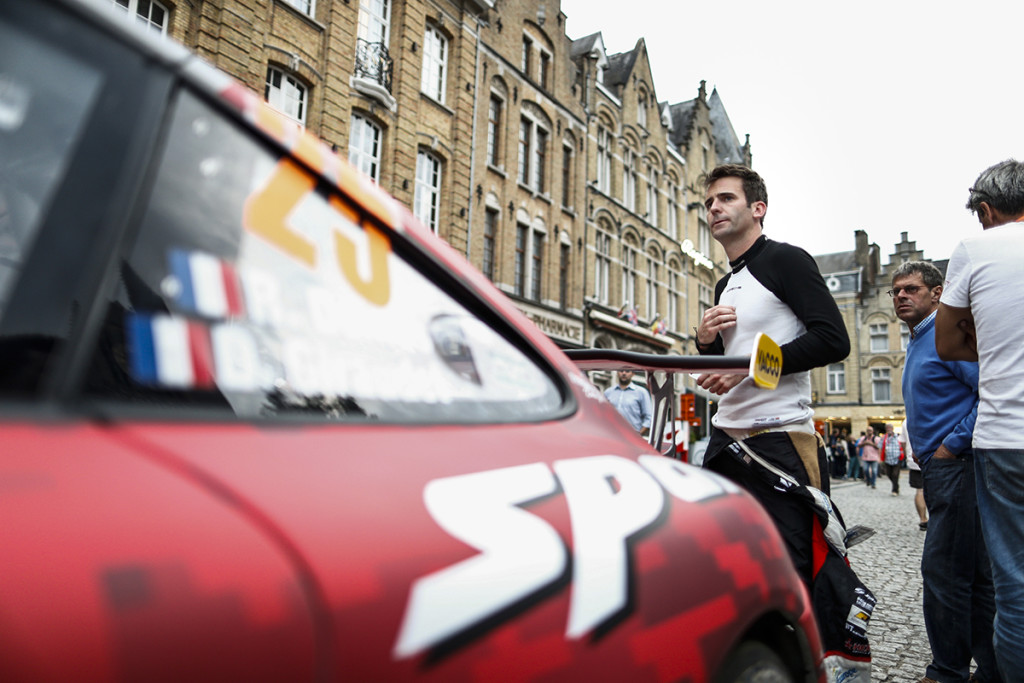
[891,273,941,328]
[617,370,634,387]
[704,177,764,246]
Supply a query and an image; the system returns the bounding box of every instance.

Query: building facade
[119,0,753,437]
[812,231,945,439]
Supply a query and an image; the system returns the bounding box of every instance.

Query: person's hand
[932,443,957,461]
[697,304,737,346]
[695,372,745,395]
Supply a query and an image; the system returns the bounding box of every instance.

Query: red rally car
[0,0,823,680]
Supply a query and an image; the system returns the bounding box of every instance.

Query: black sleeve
[768,245,850,374]
[695,275,728,356]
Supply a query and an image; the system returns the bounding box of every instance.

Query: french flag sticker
[128,314,216,389]
[169,249,246,319]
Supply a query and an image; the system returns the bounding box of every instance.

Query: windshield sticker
[166,248,246,319]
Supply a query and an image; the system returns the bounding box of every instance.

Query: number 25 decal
[243,158,391,306]
[393,455,736,658]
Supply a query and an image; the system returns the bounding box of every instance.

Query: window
[667,267,681,332]
[414,151,441,232]
[559,243,570,309]
[698,219,711,256]
[872,367,891,403]
[518,115,549,193]
[421,24,447,103]
[355,0,393,94]
[827,363,846,394]
[645,253,659,320]
[358,0,390,44]
[83,89,564,422]
[112,0,168,35]
[561,143,573,209]
[348,114,382,182]
[637,92,648,128]
[530,230,544,301]
[539,51,551,90]
[646,167,658,226]
[280,0,314,15]
[521,36,533,75]
[596,125,611,193]
[698,282,713,320]
[623,149,638,212]
[621,243,638,308]
[486,95,503,167]
[869,323,888,352]
[900,324,910,351]
[265,67,307,125]
[594,229,612,303]
[514,224,527,297]
[482,209,498,281]
[666,183,678,239]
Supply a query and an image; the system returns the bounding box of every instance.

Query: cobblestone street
[830,469,931,682]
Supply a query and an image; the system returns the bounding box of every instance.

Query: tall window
[521,36,533,75]
[623,149,638,211]
[518,115,549,192]
[827,363,846,393]
[646,167,658,226]
[348,114,382,182]
[872,367,891,403]
[698,220,711,255]
[900,324,910,351]
[698,282,713,320]
[645,253,659,320]
[487,95,503,167]
[561,143,573,209]
[514,224,528,297]
[539,51,551,90]
[637,92,648,128]
[596,125,611,193]
[358,0,390,45]
[666,183,678,239]
[559,243,570,309]
[280,0,314,15]
[265,67,307,125]
[112,0,168,34]
[421,24,448,103]
[594,229,612,303]
[869,323,888,352]
[621,243,638,308]
[530,230,544,301]
[482,209,498,280]
[414,151,442,232]
[518,118,532,186]
[667,267,681,332]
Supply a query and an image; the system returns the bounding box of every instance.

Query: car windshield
[83,89,565,423]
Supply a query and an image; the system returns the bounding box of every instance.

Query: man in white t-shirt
[936,158,1024,681]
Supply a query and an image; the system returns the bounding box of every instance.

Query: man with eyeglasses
[892,261,996,683]
[936,158,1024,681]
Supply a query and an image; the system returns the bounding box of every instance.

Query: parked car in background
[0,1,824,681]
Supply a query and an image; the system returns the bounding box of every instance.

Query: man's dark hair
[890,261,943,289]
[703,164,768,225]
[966,159,1024,216]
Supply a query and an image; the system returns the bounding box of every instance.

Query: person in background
[880,423,904,496]
[936,159,1024,680]
[846,430,862,481]
[604,369,652,436]
[894,259,996,683]
[899,422,928,531]
[858,427,881,489]
[829,428,848,479]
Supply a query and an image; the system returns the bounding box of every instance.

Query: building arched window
[593,222,613,304]
[414,150,442,232]
[349,113,383,182]
[111,0,169,35]
[265,66,308,125]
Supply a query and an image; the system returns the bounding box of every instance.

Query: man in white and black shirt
[695,164,850,586]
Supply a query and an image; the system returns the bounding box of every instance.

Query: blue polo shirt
[604,383,653,432]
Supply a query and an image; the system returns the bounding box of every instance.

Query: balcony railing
[354,39,393,93]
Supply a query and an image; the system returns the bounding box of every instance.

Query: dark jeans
[921,454,1000,683]
[886,461,900,493]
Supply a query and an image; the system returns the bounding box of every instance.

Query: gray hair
[891,261,943,289]
[966,159,1024,215]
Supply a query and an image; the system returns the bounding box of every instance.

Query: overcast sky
[558,0,1024,264]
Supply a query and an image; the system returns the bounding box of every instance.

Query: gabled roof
[814,250,859,275]
[570,32,603,60]
[603,47,639,90]
[668,99,697,148]
[708,88,745,165]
